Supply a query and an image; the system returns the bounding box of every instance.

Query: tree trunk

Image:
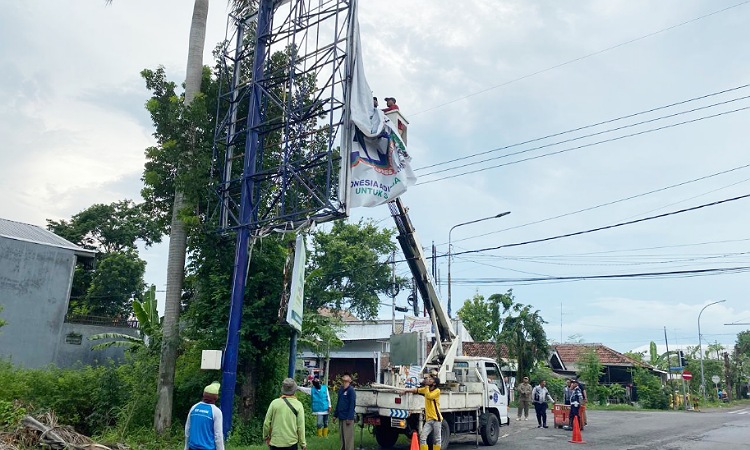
[239,357,258,421]
[154,0,209,434]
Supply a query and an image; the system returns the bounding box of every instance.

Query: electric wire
[410,0,750,117]
[417,105,750,185]
[444,163,750,246]
[416,85,750,173]
[451,193,750,258]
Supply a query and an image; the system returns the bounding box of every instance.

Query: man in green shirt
[263,378,307,450]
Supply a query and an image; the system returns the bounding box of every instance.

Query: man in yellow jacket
[263,378,307,450]
[403,373,443,450]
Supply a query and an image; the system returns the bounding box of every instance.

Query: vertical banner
[340,8,416,209]
[286,235,306,331]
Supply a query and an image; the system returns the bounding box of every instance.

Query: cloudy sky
[3,0,749,354]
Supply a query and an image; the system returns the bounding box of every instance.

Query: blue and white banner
[342,9,416,209]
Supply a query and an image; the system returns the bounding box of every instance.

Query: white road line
[728,408,749,414]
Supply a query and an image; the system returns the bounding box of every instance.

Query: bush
[632,367,669,409]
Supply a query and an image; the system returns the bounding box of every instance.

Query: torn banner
[344,13,416,209]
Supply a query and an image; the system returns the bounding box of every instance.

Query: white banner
[403,315,432,334]
[343,10,416,209]
[286,235,306,332]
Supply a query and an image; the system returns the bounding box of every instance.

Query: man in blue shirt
[185,382,224,450]
[333,373,356,450]
[297,375,332,437]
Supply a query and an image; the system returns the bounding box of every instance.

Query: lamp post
[447,211,511,317]
[698,299,726,396]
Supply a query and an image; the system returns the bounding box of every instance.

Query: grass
[229,426,381,450]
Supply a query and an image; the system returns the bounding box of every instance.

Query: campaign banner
[342,11,415,209]
[404,315,432,333]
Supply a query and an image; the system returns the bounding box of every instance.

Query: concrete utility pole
[698,300,726,396]
[448,211,510,317]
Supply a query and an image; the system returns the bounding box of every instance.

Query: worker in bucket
[402,372,443,450]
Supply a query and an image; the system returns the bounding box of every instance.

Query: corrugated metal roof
[0,218,96,257]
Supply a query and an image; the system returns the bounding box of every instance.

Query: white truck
[355,198,510,449]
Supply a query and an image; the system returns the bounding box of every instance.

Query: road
[440,404,750,449]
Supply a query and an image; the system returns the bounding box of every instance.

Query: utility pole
[664,327,674,409]
[391,250,396,334]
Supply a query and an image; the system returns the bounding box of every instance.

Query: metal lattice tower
[211,0,355,436]
[212,0,353,234]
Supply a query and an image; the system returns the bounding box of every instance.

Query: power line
[445,162,750,246]
[410,1,750,117]
[416,84,750,173]
[452,193,750,257]
[417,105,750,185]
[448,265,750,285]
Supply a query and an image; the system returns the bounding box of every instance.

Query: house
[548,343,666,385]
[0,218,137,368]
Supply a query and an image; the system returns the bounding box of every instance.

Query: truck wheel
[480,414,499,446]
[374,424,400,448]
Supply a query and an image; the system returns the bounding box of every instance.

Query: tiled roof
[552,343,645,368]
[462,342,509,359]
[0,218,95,257]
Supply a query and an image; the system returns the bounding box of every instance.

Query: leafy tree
[456,293,499,342]
[577,348,604,404]
[0,306,5,330]
[47,201,156,317]
[498,291,548,379]
[89,285,162,351]
[305,220,400,319]
[631,366,668,409]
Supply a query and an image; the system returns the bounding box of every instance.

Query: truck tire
[426,421,450,450]
[480,413,499,446]
[374,424,400,448]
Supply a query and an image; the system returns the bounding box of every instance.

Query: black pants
[534,402,548,426]
[569,405,580,429]
[271,445,298,450]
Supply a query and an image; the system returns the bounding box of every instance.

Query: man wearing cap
[515,376,532,421]
[382,97,399,112]
[333,373,356,450]
[264,378,306,450]
[297,375,332,437]
[563,379,584,431]
[185,382,224,450]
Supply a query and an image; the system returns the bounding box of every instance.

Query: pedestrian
[563,379,572,405]
[333,373,356,450]
[373,96,379,108]
[531,380,554,428]
[564,379,584,431]
[515,376,532,421]
[401,373,443,450]
[263,378,307,450]
[185,382,224,450]
[382,97,399,112]
[297,375,332,437]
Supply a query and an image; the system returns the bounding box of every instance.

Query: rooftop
[0,218,95,258]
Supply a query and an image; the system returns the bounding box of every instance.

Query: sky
[2,0,749,354]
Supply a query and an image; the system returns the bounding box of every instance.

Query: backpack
[533,389,540,402]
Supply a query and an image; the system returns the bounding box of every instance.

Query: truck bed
[355,388,487,417]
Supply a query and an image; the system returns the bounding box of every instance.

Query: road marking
[728,408,749,414]
[500,433,509,439]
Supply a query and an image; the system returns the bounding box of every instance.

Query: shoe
[562,426,571,430]
[516,418,521,421]
[537,425,541,428]
[543,425,548,428]
[524,417,529,421]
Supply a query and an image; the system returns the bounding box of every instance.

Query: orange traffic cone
[568,415,585,444]
[410,431,419,450]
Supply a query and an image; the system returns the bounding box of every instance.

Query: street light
[698,299,726,396]
[447,211,511,317]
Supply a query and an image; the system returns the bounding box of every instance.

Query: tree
[577,348,604,404]
[89,285,162,351]
[456,293,499,342]
[497,291,548,379]
[305,220,400,319]
[47,200,157,317]
[0,306,5,330]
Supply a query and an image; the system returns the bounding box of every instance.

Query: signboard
[682,371,693,380]
[404,315,432,333]
[285,235,306,332]
[711,375,720,384]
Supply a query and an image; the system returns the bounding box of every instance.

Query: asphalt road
[440,404,750,450]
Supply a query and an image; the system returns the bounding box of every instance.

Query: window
[485,362,504,394]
